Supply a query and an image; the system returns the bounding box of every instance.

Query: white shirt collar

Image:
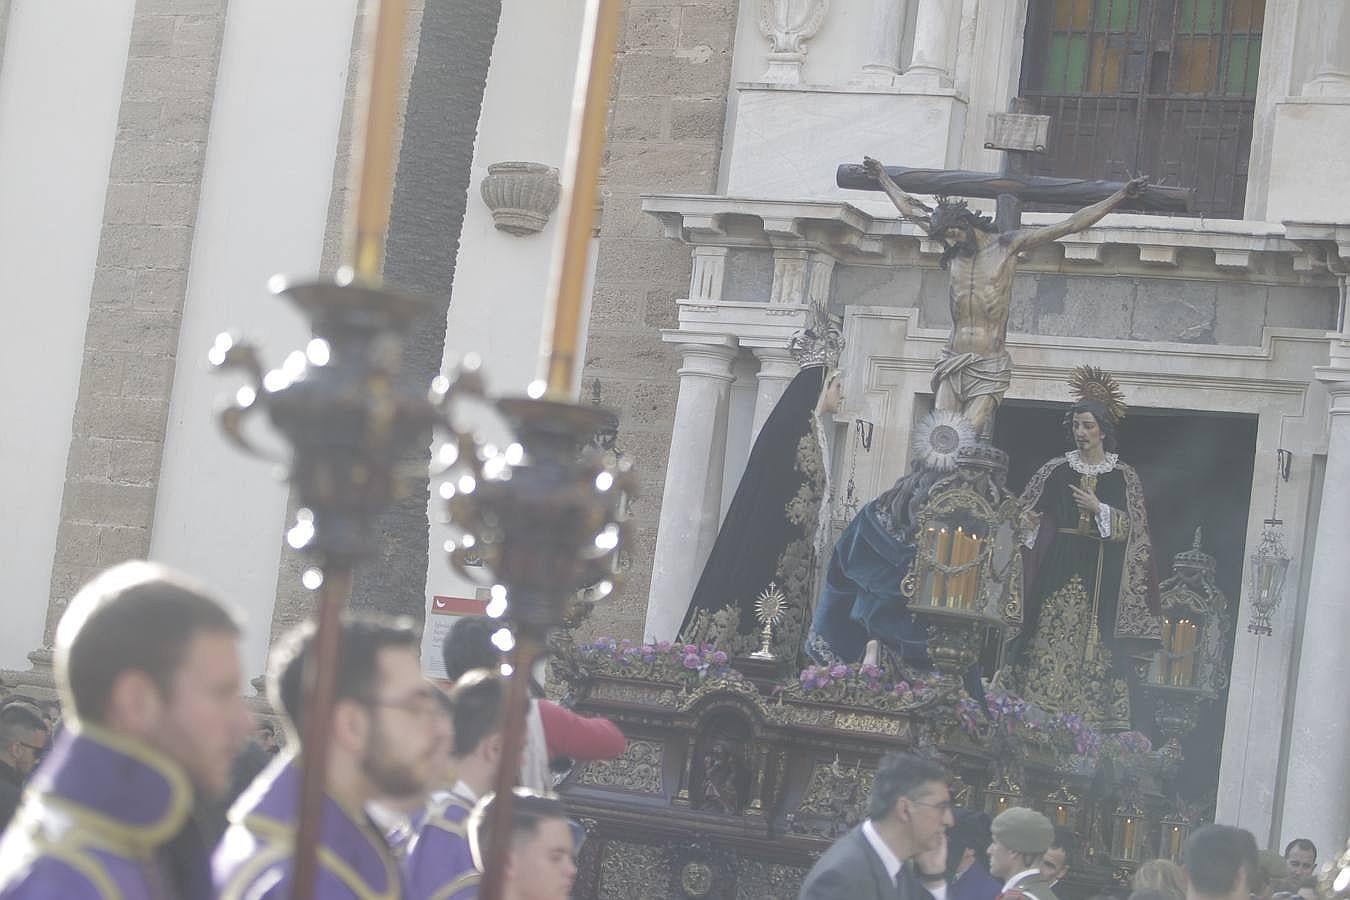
[862,819,903,881]
[1066,449,1118,475]
[1004,868,1043,891]
[452,780,479,804]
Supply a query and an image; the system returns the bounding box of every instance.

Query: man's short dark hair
[1285,839,1317,859]
[442,616,500,683]
[948,807,993,874]
[1184,825,1259,897]
[1052,826,1075,856]
[469,790,571,872]
[449,670,503,759]
[867,752,948,821]
[0,703,46,750]
[56,562,240,724]
[268,614,419,739]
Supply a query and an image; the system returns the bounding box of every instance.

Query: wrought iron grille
[1020,0,1264,219]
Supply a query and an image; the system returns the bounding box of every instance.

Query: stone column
[854,0,908,87]
[1304,0,1350,96]
[643,337,738,642]
[749,346,800,443]
[1281,356,1350,853]
[900,0,958,91]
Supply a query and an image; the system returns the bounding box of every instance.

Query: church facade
[0,0,1347,866]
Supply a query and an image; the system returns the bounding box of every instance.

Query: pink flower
[829,664,848,679]
[711,650,728,665]
[682,653,701,669]
[655,641,671,652]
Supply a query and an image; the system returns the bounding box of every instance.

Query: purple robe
[405,790,478,900]
[212,755,403,899]
[0,724,208,900]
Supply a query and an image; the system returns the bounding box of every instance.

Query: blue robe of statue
[404,786,479,900]
[805,494,930,666]
[0,724,212,900]
[212,755,403,899]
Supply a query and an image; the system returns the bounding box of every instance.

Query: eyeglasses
[362,689,444,720]
[909,798,956,813]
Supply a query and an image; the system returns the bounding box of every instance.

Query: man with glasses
[1283,840,1317,884]
[0,702,48,833]
[214,614,451,899]
[800,751,955,900]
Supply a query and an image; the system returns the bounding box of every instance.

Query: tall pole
[478,1,625,899]
[290,2,407,898]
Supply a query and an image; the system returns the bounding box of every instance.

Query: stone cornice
[643,194,1335,282]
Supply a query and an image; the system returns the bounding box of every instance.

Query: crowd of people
[0,560,1336,900]
[799,751,1327,900]
[0,561,623,899]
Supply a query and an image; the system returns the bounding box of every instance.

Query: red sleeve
[537,699,626,761]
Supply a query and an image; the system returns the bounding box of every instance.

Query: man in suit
[948,809,1000,900]
[799,752,955,900]
[987,808,1059,900]
[1184,825,1259,900]
[1039,827,1074,893]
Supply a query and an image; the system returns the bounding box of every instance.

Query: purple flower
[829,664,848,679]
[682,653,701,670]
[711,650,728,665]
[655,640,671,652]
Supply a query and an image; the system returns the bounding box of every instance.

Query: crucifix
[835,108,1193,439]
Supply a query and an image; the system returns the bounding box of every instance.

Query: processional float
[209,0,630,897]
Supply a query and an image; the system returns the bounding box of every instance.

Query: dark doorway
[993,399,1257,799]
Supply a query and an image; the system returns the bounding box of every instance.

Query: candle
[537,0,625,399]
[952,527,968,607]
[1168,825,1183,859]
[1122,817,1137,859]
[1158,617,1175,684]
[347,0,410,279]
[934,527,951,605]
[1055,805,1069,826]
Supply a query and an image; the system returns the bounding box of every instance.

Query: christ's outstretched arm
[863,156,933,228]
[1008,175,1148,254]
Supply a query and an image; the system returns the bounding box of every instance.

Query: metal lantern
[1248,450,1292,636]
[1044,783,1080,828]
[1157,810,1192,862]
[900,446,1020,675]
[983,769,1023,816]
[1110,798,1149,863]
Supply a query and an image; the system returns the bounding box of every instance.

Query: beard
[360,723,428,799]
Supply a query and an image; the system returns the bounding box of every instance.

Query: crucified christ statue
[859,156,1147,438]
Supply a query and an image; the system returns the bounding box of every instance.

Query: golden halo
[1068,365,1127,424]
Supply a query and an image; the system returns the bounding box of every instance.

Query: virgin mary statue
[677,313,842,666]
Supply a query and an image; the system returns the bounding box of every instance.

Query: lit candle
[1158,617,1175,684]
[1169,825,1183,859]
[1123,817,1137,859]
[934,527,951,605]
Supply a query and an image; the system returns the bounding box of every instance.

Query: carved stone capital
[480,161,561,236]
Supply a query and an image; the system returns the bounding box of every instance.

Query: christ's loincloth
[930,348,1012,404]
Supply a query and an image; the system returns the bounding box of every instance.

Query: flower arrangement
[578,637,739,686]
[779,662,938,711]
[955,687,1154,763]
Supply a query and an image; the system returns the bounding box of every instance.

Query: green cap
[991,807,1056,856]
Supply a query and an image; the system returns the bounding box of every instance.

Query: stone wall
[723,247,1338,347]
[44,0,230,641]
[580,0,740,642]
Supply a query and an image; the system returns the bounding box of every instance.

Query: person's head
[1285,841,1318,881]
[442,616,501,683]
[270,614,449,803]
[867,752,953,856]
[948,808,994,877]
[37,700,60,732]
[0,702,49,777]
[1135,857,1188,900]
[470,790,577,900]
[988,807,1056,881]
[816,370,844,417]
[1183,825,1259,900]
[927,198,998,269]
[1064,401,1118,455]
[1256,850,1292,900]
[1041,826,1076,884]
[255,722,278,753]
[55,561,251,797]
[449,669,505,792]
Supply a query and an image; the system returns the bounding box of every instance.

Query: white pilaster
[854,0,907,87]
[1304,0,1350,96]
[643,336,739,642]
[1280,359,1350,855]
[749,346,800,443]
[900,0,958,91]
